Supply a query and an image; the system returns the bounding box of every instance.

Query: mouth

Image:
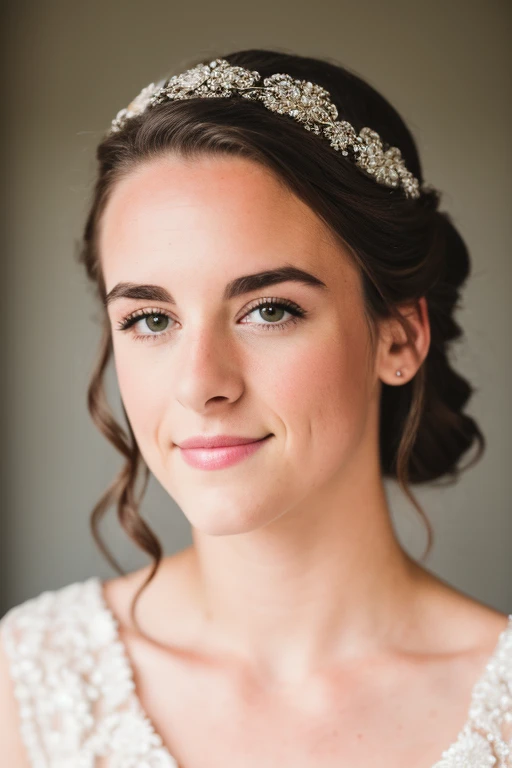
[177,434,273,470]
[177,434,273,449]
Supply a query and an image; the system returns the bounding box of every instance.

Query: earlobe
[377,297,430,386]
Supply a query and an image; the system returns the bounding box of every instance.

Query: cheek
[113,346,165,451]
[270,318,372,464]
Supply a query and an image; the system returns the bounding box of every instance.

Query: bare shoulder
[101,548,198,642]
[102,549,192,608]
[411,561,510,658]
[0,617,32,766]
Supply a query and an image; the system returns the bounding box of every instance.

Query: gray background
[2,0,510,616]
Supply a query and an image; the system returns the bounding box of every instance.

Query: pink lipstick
[177,434,272,470]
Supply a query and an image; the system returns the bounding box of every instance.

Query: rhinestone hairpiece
[109,58,421,199]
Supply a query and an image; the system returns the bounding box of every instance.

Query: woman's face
[99,154,380,535]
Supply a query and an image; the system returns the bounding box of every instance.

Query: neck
[182,470,423,686]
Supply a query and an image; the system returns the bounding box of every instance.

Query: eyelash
[115,298,308,344]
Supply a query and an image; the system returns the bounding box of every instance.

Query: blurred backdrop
[1,0,510,615]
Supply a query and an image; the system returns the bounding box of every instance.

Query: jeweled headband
[109,58,422,200]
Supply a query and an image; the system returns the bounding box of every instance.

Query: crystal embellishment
[109,58,422,200]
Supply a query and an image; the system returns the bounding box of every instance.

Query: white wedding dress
[1,578,512,767]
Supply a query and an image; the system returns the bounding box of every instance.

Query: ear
[376,297,431,386]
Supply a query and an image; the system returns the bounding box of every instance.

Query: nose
[173,323,245,412]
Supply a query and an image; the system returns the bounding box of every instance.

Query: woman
[1,49,511,767]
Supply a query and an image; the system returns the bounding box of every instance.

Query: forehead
[98,154,354,292]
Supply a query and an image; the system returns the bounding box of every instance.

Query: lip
[178,434,272,470]
[177,434,271,449]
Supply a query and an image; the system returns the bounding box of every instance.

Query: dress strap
[0,579,176,766]
[432,614,512,767]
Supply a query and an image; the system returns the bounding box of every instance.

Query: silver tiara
[109,58,421,200]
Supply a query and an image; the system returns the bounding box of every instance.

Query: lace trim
[429,612,512,767]
[1,579,178,767]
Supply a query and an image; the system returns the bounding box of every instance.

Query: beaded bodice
[1,578,511,767]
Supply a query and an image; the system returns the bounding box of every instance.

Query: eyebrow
[104,265,328,308]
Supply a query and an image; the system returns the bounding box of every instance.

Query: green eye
[116,298,308,343]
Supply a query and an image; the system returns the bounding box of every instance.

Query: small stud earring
[395,370,402,377]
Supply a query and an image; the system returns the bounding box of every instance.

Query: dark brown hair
[78,48,485,634]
